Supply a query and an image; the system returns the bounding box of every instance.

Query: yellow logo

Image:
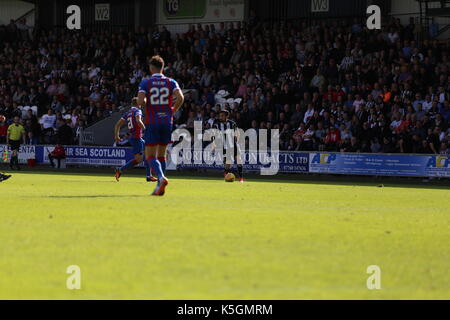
[436,156,446,168]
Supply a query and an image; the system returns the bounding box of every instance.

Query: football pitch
[0,171,449,300]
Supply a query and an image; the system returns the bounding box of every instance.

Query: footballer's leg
[137,137,156,182]
[146,144,164,192]
[145,124,165,195]
[151,124,171,196]
[223,147,233,177]
[116,155,139,181]
[146,144,166,196]
[116,138,139,181]
[145,162,158,182]
[151,143,169,196]
[158,151,167,175]
[145,145,160,176]
[235,145,244,182]
[224,163,232,177]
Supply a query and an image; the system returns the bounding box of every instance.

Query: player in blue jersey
[137,56,184,196]
[114,98,156,182]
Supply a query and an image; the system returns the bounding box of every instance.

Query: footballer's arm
[114,119,125,143]
[173,89,184,113]
[136,114,146,130]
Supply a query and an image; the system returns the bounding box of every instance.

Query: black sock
[14,156,19,166]
[237,165,243,178]
[224,168,230,175]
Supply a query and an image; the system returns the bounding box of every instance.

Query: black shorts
[9,140,21,151]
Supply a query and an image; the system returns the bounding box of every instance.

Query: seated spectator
[48,144,66,169]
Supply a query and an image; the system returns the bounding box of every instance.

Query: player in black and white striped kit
[213,110,244,182]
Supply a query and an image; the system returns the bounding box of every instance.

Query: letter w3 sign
[95,3,110,21]
[311,0,329,12]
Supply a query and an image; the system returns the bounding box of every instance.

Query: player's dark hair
[131,97,138,106]
[220,110,230,117]
[150,55,164,71]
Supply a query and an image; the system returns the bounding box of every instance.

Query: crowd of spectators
[0,15,449,154]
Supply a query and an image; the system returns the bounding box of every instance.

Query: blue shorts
[144,123,172,146]
[129,138,145,155]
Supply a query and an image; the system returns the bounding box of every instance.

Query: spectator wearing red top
[48,144,66,169]
[325,127,341,151]
[0,116,7,143]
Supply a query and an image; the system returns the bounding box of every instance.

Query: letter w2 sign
[311,0,329,12]
[95,3,110,21]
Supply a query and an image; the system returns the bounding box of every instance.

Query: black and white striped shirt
[213,119,238,149]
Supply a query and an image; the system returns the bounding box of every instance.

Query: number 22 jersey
[138,73,181,125]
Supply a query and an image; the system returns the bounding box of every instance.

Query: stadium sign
[158,0,245,24]
[309,153,450,178]
[39,146,132,167]
[311,0,329,13]
[95,3,110,21]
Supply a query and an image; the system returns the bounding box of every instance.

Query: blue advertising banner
[38,145,135,167]
[309,153,450,178]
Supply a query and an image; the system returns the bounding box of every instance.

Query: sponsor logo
[426,156,450,168]
[311,153,337,165]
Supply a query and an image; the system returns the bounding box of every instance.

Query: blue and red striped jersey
[121,107,143,139]
[138,73,180,125]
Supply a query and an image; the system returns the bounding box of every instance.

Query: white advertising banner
[0,144,36,164]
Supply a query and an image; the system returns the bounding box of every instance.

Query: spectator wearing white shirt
[40,109,57,144]
[89,87,102,102]
[41,109,56,130]
[390,113,402,133]
[88,64,100,79]
[353,94,365,112]
[438,87,447,103]
[422,95,433,112]
[387,28,399,44]
[303,104,315,124]
[310,70,325,88]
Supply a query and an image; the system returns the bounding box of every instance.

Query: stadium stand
[0,17,449,153]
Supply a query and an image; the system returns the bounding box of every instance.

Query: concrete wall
[0,0,35,26]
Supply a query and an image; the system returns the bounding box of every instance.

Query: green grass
[0,171,449,299]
